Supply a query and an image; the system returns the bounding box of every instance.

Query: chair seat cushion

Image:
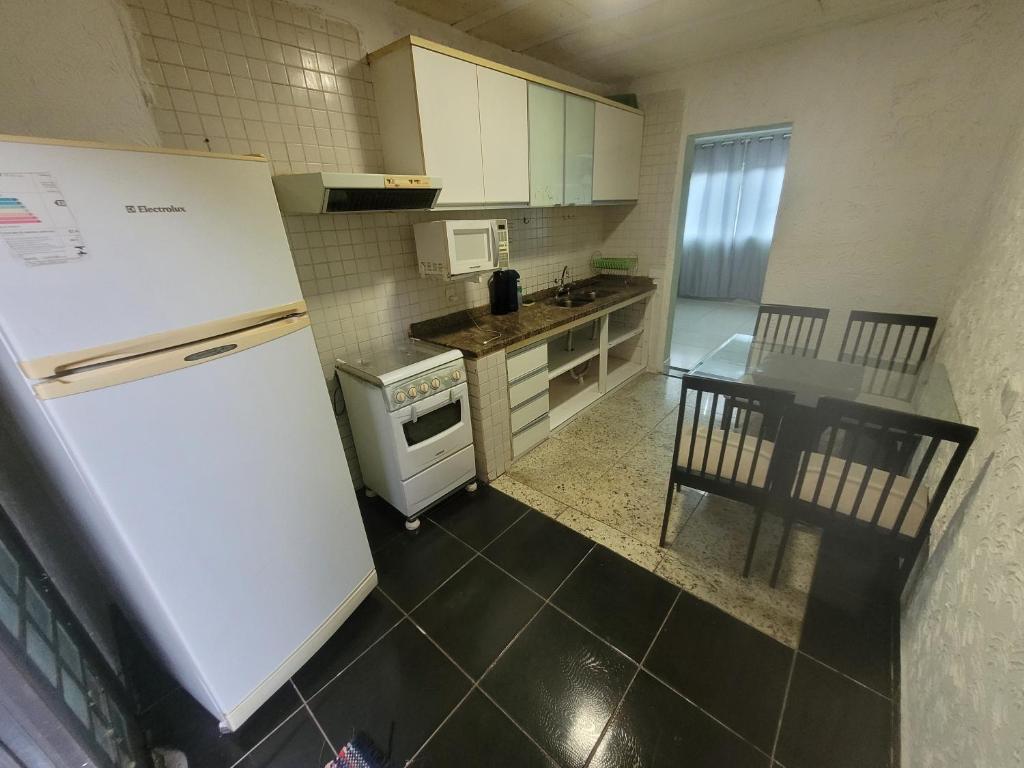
[677,427,775,488]
[793,453,929,537]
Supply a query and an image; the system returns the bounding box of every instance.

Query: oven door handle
[410,386,456,423]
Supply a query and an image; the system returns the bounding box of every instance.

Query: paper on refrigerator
[0,171,87,266]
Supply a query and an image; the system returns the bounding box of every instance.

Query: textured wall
[627,0,1024,355]
[0,0,158,144]
[899,118,1024,766]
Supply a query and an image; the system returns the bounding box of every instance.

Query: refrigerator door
[37,321,374,722]
[0,138,301,365]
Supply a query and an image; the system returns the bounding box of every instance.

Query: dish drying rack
[591,252,638,283]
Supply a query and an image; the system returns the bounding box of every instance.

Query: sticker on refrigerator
[0,172,87,266]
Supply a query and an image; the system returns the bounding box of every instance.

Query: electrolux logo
[124,204,187,213]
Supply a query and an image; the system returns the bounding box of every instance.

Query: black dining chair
[661,375,795,578]
[753,304,829,357]
[769,397,976,589]
[839,310,937,372]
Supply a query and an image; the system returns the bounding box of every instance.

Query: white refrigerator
[0,135,376,731]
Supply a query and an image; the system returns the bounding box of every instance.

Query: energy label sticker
[0,172,87,266]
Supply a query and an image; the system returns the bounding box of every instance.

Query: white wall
[617,0,1024,355]
[0,0,158,144]
[900,111,1024,768]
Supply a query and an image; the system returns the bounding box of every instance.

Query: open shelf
[607,355,646,392]
[548,331,601,379]
[549,370,601,428]
[608,321,643,349]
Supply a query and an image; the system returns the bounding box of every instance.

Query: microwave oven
[414,219,509,279]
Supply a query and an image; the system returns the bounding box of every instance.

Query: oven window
[403,400,462,446]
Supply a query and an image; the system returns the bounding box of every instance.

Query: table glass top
[689,334,960,423]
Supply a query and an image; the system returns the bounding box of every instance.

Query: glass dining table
[688,334,961,424]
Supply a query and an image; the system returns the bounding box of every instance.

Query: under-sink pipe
[570,359,590,383]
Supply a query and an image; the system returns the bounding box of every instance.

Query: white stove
[336,340,477,527]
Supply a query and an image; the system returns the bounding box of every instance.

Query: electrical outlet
[445,284,458,303]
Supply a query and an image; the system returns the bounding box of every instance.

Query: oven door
[390,382,473,479]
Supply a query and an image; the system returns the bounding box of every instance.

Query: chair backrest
[753,304,829,357]
[839,310,937,372]
[789,397,976,543]
[671,375,795,496]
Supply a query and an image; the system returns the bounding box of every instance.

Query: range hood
[272,172,441,214]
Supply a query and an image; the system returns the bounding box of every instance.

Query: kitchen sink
[547,296,595,308]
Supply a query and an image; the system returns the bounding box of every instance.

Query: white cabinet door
[528,83,565,207]
[593,102,644,201]
[478,66,529,204]
[564,94,595,205]
[413,47,484,205]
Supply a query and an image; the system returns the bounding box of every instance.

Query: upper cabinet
[564,94,595,205]
[593,103,644,202]
[528,84,565,207]
[412,48,484,205]
[369,36,642,208]
[477,67,530,205]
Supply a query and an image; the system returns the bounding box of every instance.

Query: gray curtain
[678,133,790,300]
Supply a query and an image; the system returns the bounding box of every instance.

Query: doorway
[667,125,791,373]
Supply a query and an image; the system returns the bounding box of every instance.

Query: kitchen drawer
[508,367,548,408]
[510,391,549,433]
[512,415,549,458]
[506,342,548,382]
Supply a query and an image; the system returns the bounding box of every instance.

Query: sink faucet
[556,265,571,296]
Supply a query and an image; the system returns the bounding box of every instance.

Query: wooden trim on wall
[368,36,643,116]
[0,133,268,162]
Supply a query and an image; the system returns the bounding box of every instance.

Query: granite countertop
[410,276,656,358]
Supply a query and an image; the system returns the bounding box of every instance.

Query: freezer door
[39,324,373,715]
[0,138,301,363]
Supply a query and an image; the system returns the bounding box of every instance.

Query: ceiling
[393,0,943,84]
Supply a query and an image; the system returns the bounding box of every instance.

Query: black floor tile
[483,510,593,597]
[481,606,636,768]
[410,690,556,768]
[292,589,403,698]
[552,546,677,661]
[310,619,471,766]
[233,708,334,768]
[412,556,543,678]
[143,681,304,768]
[813,532,899,604]
[358,492,408,553]
[775,655,892,768]
[800,590,891,696]
[644,591,791,752]
[590,671,768,768]
[428,485,531,550]
[373,521,474,610]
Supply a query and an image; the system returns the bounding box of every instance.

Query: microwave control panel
[495,219,509,256]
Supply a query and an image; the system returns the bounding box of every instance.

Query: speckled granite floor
[494,372,822,647]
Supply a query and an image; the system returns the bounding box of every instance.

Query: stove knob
[395,390,406,403]
[407,386,418,398]
[431,378,441,389]
[451,369,462,381]
[419,382,429,394]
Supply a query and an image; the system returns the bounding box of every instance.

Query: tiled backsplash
[126,0,634,484]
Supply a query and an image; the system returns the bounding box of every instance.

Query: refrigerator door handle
[33,314,311,400]
[20,300,307,379]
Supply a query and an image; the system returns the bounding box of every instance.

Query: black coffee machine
[489,269,521,314]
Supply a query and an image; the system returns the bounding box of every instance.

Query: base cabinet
[503,293,651,460]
